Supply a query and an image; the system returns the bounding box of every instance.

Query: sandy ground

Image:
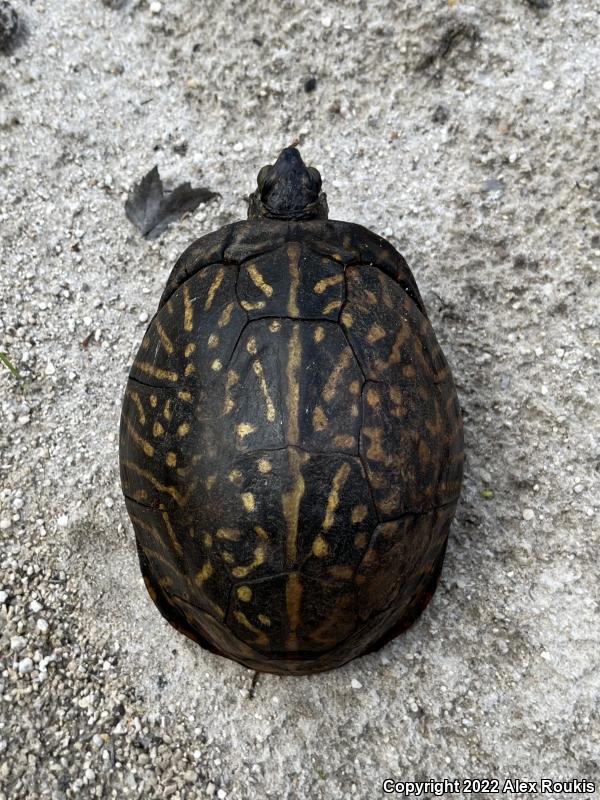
[1,0,599,798]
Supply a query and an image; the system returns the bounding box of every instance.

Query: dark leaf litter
[125,166,219,239]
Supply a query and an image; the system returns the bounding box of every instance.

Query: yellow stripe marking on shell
[282,448,308,565]
[287,242,301,316]
[185,363,195,377]
[323,299,342,315]
[166,451,177,468]
[211,359,223,371]
[135,362,178,383]
[247,264,274,297]
[258,614,271,626]
[217,527,241,540]
[241,299,266,311]
[286,323,301,444]
[207,333,219,348]
[362,426,387,462]
[322,347,353,403]
[340,310,353,327]
[124,417,154,457]
[223,370,239,415]
[163,399,173,421]
[313,274,343,294]
[237,585,252,602]
[269,320,281,333]
[241,492,255,512]
[184,342,196,358]
[322,462,351,530]
[312,536,328,557]
[254,525,269,540]
[246,337,258,355]
[233,611,268,646]
[351,505,368,524]
[195,562,213,585]
[155,321,174,354]
[162,510,183,556]
[128,391,146,425]
[183,285,193,332]
[204,267,225,310]
[203,532,212,548]
[366,387,381,407]
[150,394,158,407]
[218,302,235,327]
[123,460,185,505]
[367,323,386,343]
[177,422,190,437]
[232,545,265,578]
[375,325,410,373]
[236,422,256,439]
[312,405,328,431]
[349,380,361,395]
[252,360,276,422]
[329,565,353,579]
[285,573,302,650]
[228,468,243,485]
[257,458,271,474]
[153,421,165,438]
[333,434,355,449]
[313,326,325,343]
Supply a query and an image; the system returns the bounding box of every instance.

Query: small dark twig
[248,671,260,700]
[416,22,480,72]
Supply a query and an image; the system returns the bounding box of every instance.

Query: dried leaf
[125,166,219,239]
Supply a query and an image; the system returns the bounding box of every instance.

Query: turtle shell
[119,219,464,675]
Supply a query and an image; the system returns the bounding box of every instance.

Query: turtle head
[248,147,328,221]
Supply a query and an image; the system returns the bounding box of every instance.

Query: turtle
[119,147,464,675]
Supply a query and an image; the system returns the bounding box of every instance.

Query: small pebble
[105,496,114,508]
[36,618,49,633]
[18,657,34,675]
[206,784,216,797]
[0,591,8,604]
[29,599,43,613]
[138,311,149,323]
[351,678,363,689]
[217,791,227,800]
[45,361,56,376]
[522,509,535,521]
[57,514,69,528]
[233,142,244,152]
[573,484,584,494]
[10,635,27,652]
[149,1,162,13]
[0,518,11,531]
[85,768,96,782]
[92,734,104,749]
[322,14,332,28]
